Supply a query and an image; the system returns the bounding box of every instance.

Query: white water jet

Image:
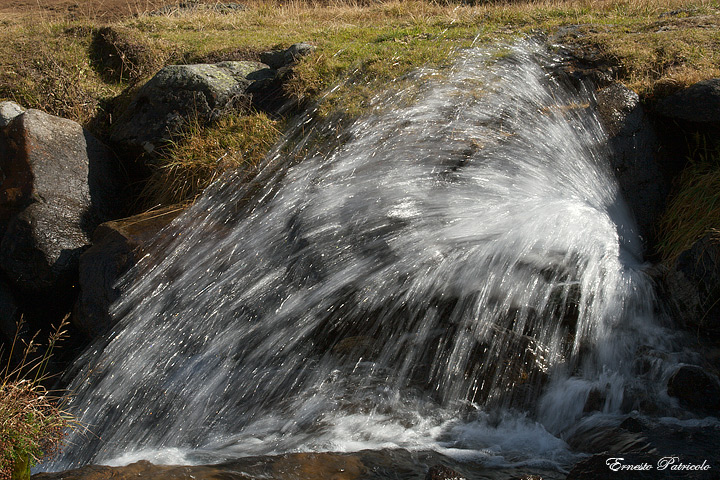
[48,40,675,472]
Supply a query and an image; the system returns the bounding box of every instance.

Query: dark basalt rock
[667,365,720,413]
[652,78,720,169]
[0,109,123,293]
[567,418,720,479]
[655,79,720,124]
[595,83,667,248]
[73,206,183,340]
[662,235,720,337]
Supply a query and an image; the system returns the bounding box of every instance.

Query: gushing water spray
[52,40,671,471]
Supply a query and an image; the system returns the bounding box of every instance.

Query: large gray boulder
[73,206,183,340]
[655,78,720,123]
[0,109,123,293]
[595,83,667,247]
[110,61,274,153]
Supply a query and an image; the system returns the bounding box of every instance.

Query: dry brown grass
[0,317,76,480]
[0,0,718,206]
[658,141,720,263]
[140,112,282,207]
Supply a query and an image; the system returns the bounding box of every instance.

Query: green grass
[0,0,719,207]
[140,112,282,208]
[658,140,720,264]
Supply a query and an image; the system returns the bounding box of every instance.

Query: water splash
[52,40,673,471]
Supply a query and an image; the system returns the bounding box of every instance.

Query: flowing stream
[49,40,681,475]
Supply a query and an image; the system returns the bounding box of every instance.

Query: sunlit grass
[140,112,282,207]
[0,0,718,206]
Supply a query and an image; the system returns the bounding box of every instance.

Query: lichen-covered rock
[595,83,667,247]
[655,78,720,123]
[73,206,183,339]
[0,100,25,127]
[110,61,273,153]
[0,109,122,293]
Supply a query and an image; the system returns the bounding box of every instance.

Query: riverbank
[1,1,719,479]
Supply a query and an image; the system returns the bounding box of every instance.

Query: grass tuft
[658,138,720,264]
[140,112,282,207]
[0,317,77,480]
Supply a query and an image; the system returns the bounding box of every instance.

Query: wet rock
[667,365,720,413]
[0,101,25,127]
[664,235,720,336]
[73,205,184,339]
[260,42,316,70]
[425,464,467,480]
[31,460,252,480]
[0,109,123,293]
[567,415,720,478]
[549,27,617,89]
[331,335,379,360]
[620,384,663,415]
[618,416,644,433]
[583,387,606,413]
[567,422,651,454]
[655,78,720,123]
[595,83,667,247]
[567,454,656,479]
[110,61,272,153]
[33,454,364,480]
[567,453,716,479]
[271,452,365,479]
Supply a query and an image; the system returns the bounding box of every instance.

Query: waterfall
[50,40,673,472]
